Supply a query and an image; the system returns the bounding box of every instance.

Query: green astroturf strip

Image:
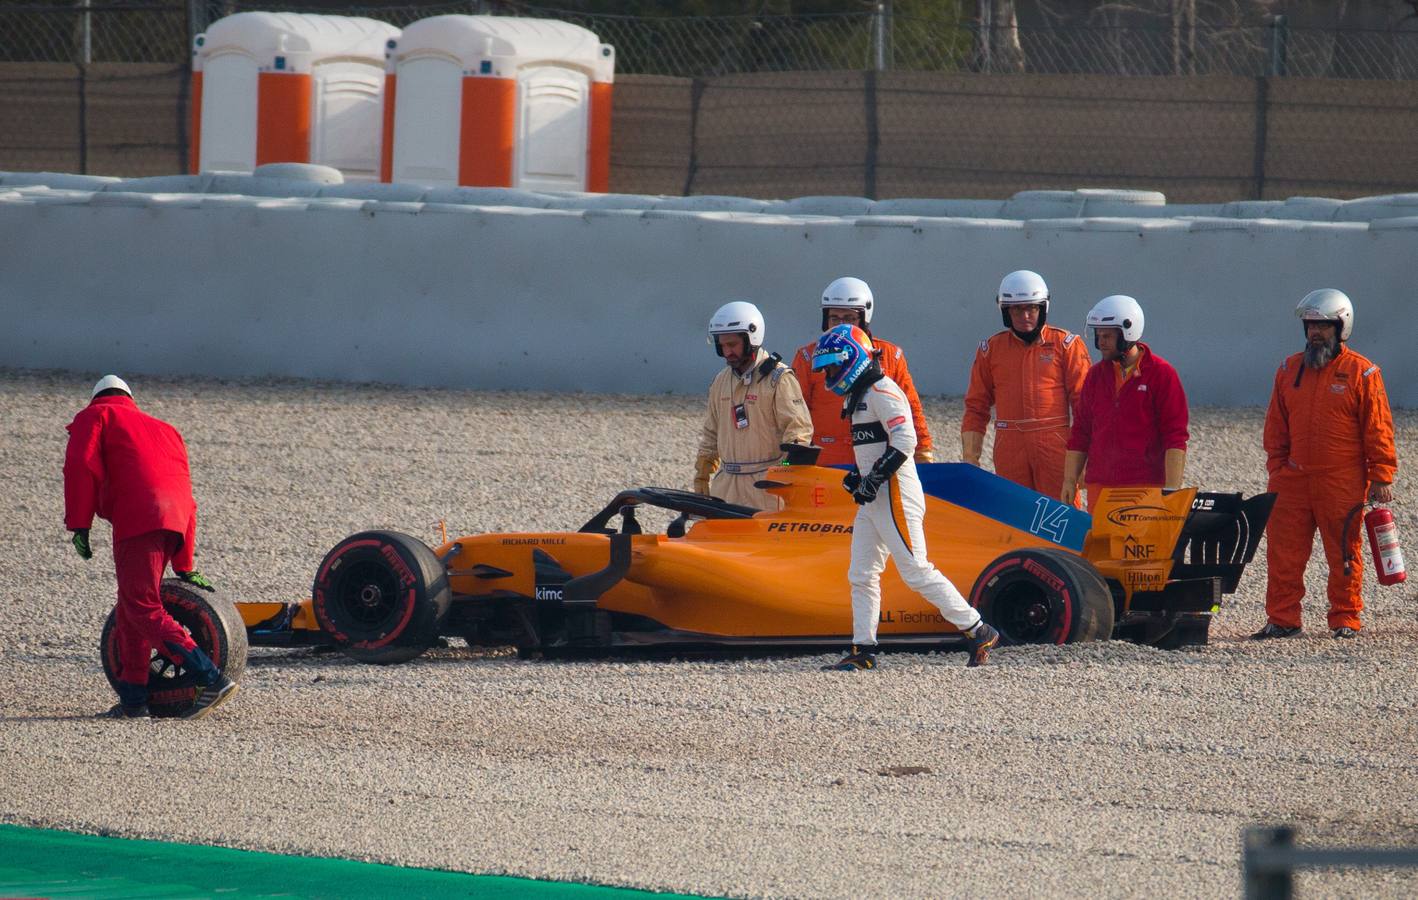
[0,825,704,899]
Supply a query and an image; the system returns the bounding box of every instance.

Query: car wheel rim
[143,593,216,686]
[992,581,1061,643]
[332,558,403,632]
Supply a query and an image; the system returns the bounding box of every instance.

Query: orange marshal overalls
[963,325,1091,501]
[1263,346,1398,631]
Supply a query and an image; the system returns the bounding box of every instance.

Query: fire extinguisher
[1342,504,1407,585]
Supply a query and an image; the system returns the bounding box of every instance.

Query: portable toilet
[191,12,399,180]
[382,15,614,191]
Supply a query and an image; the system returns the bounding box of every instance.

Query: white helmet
[708,300,766,356]
[997,270,1049,309]
[1087,295,1145,346]
[997,269,1049,331]
[1295,288,1353,342]
[820,276,874,331]
[91,374,131,398]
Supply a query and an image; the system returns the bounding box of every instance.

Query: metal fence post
[864,69,878,199]
[884,0,893,71]
[871,1,892,72]
[978,2,992,72]
[1252,73,1268,200]
[1269,15,1289,77]
[872,4,882,71]
[186,0,207,44]
[80,0,92,65]
[682,77,705,196]
[76,63,88,174]
[1243,826,1296,899]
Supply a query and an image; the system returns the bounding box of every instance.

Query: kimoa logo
[535,584,565,602]
[1107,504,1185,527]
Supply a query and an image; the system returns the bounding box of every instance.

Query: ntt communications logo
[1106,505,1186,527]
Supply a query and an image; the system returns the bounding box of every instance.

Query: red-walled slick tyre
[99,579,249,718]
[969,548,1114,645]
[311,530,451,665]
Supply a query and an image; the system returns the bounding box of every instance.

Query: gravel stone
[2,368,1415,898]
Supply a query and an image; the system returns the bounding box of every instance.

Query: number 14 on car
[1030,496,1074,543]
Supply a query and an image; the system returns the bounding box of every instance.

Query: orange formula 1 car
[229,458,1275,664]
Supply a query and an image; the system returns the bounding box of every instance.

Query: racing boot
[101,680,150,718]
[99,702,150,719]
[184,676,239,720]
[966,621,1000,668]
[162,640,239,720]
[1332,626,1358,639]
[1250,622,1302,640]
[824,645,878,671]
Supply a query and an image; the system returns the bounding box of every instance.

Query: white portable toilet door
[311,60,384,182]
[514,66,589,192]
[199,51,259,172]
[390,55,462,186]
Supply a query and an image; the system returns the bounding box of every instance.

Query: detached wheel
[311,530,451,664]
[99,579,249,718]
[969,548,1114,645]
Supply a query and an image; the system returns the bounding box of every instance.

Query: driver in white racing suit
[812,324,1001,670]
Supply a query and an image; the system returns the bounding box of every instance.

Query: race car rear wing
[1091,486,1277,616]
[1169,491,1277,594]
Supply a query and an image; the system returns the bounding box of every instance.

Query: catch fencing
[0,3,192,176]
[3,3,1418,201]
[614,72,1418,203]
[505,8,1418,80]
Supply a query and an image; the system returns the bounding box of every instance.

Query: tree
[980,0,1026,71]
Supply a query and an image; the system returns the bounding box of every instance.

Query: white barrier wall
[1,173,1415,407]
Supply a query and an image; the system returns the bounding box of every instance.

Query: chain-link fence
[178,2,1418,80]
[0,2,191,63]
[0,4,192,175]
[966,19,1418,79]
[9,3,1418,79]
[4,2,1418,197]
[505,9,1418,80]
[612,71,1418,203]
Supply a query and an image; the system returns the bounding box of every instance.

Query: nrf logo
[535,584,564,602]
[1122,535,1157,560]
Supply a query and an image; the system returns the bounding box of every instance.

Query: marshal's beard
[1304,336,1339,370]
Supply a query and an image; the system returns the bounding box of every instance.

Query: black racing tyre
[99,579,249,718]
[969,548,1115,645]
[311,530,451,665]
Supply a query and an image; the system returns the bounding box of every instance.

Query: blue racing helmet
[812,324,875,396]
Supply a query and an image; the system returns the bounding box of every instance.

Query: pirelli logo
[1023,559,1065,592]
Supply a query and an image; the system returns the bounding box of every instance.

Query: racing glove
[852,447,908,506]
[841,467,862,495]
[176,569,216,592]
[70,528,92,560]
[852,476,882,505]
